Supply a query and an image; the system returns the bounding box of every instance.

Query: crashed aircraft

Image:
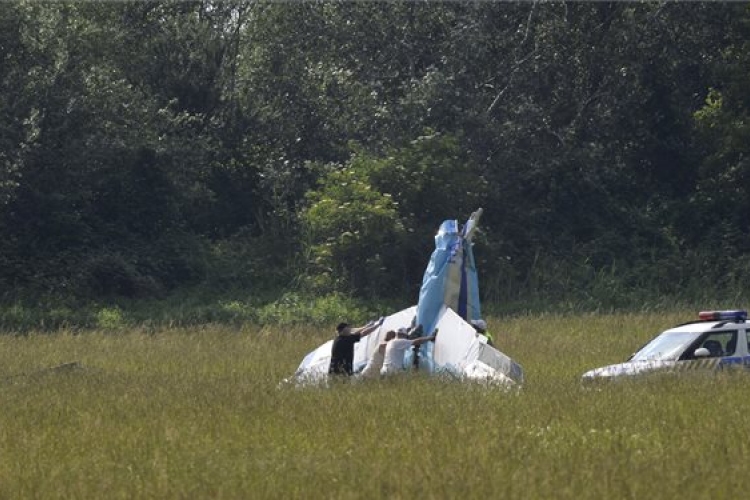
[291,209,524,387]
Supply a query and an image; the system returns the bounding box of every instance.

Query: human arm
[352,317,384,338]
[410,328,438,346]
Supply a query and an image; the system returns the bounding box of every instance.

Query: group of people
[328,319,438,378]
[328,316,493,378]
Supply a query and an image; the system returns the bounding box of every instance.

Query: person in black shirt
[329,319,383,376]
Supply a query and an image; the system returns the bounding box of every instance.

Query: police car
[581,310,750,382]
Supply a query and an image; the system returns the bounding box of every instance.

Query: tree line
[1,1,749,308]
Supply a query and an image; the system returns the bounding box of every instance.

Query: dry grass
[0,310,747,499]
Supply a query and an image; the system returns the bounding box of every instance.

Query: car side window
[724,331,738,356]
[695,331,737,358]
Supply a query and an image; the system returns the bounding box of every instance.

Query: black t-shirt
[329,334,362,375]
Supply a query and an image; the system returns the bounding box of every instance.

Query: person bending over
[470,319,494,347]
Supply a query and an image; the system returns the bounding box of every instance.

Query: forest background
[2,1,749,330]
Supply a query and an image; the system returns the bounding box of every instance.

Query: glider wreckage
[290,209,524,387]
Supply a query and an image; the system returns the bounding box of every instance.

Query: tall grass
[0,310,748,498]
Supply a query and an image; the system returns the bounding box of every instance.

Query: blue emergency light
[698,310,748,321]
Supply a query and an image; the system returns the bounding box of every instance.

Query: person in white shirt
[381,326,437,376]
[359,330,397,378]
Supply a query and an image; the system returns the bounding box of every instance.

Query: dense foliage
[2,1,749,310]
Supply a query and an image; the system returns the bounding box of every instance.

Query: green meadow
[0,310,748,499]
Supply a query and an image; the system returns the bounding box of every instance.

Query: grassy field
[0,310,748,499]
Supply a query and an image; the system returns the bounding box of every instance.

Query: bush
[77,252,162,299]
[299,158,407,297]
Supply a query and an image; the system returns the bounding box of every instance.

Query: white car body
[582,314,750,382]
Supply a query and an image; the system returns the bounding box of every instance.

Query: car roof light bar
[698,310,748,322]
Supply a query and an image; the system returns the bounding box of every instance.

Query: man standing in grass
[329,319,383,376]
[381,326,437,376]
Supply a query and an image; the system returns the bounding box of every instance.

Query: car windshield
[630,331,702,361]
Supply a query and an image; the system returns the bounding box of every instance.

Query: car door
[717,326,748,368]
[679,330,739,370]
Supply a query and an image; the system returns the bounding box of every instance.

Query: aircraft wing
[432,306,524,386]
[353,306,417,372]
[292,339,334,384]
[291,307,418,384]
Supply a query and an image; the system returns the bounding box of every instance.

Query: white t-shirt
[359,349,386,378]
[381,338,413,375]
